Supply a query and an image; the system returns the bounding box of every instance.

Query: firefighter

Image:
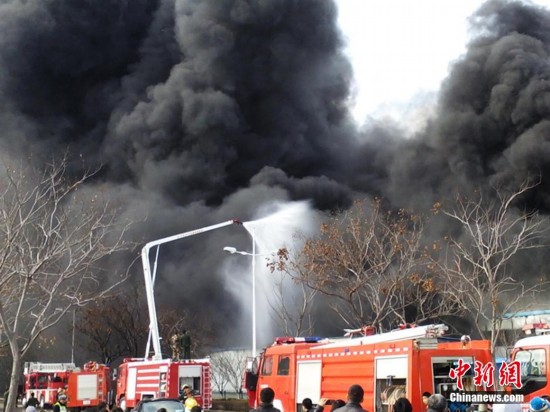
[179,384,190,402]
[171,330,184,360]
[53,393,68,412]
[182,330,191,360]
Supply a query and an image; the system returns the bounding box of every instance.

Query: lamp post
[223,240,274,358]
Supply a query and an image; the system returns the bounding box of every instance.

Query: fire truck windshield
[512,347,547,395]
[27,374,49,389]
[515,348,546,378]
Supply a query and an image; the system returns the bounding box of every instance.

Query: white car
[132,398,185,412]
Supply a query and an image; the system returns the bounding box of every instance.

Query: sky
[336,0,550,125]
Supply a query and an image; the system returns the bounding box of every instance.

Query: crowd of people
[247,384,550,412]
[250,384,370,412]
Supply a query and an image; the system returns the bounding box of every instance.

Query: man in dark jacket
[332,384,368,412]
[26,392,39,408]
[250,387,281,412]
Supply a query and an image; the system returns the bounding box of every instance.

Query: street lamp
[223,243,275,358]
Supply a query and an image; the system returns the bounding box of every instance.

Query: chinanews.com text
[449,392,524,404]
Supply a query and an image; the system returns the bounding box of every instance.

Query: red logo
[449,360,522,389]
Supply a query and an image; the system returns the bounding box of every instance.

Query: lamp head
[223,246,237,254]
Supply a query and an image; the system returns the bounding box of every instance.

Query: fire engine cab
[23,362,75,409]
[244,324,493,412]
[509,323,550,401]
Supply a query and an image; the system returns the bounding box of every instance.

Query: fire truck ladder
[142,219,242,360]
[24,362,76,373]
[202,365,212,410]
[313,324,449,350]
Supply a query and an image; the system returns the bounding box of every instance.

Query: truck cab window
[262,356,273,376]
[515,348,545,377]
[511,348,546,396]
[277,356,290,376]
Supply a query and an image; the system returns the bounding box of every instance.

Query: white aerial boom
[142,219,241,360]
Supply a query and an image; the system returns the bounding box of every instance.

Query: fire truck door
[375,356,408,412]
[296,361,322,406]
[76,374,98,402]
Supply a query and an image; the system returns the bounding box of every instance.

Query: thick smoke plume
[1,0,550,353]
[358,0,550,211]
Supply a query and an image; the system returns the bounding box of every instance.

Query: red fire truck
[66,361,112,410]
[22,362,75,409]
[243,324,493,412]
[116,357,212,410]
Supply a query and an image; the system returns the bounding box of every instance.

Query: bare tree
[433,181,550,352]
[76,286,147,364]
[77,292,220,364]
[271,199,459,331]
[0,157,134,411]
[210,352,231,395]
[268,248,318,336]
[210,350,247,394]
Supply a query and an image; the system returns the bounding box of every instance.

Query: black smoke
[2,0,550,354]
[361,0,550,212]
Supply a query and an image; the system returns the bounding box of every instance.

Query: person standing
[393,398,413,412]
[182,330,191,360]
[26,392,40,409]
[183,386,199,412]
[422,393,432,411]
[332,384,368,412]
[52,394,68,412]
[179,384,190,402]
[303,399,315,412]
[250,387,281,412]
[171,331,184,360]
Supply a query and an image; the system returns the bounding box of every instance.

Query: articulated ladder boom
[142,219,242,360]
